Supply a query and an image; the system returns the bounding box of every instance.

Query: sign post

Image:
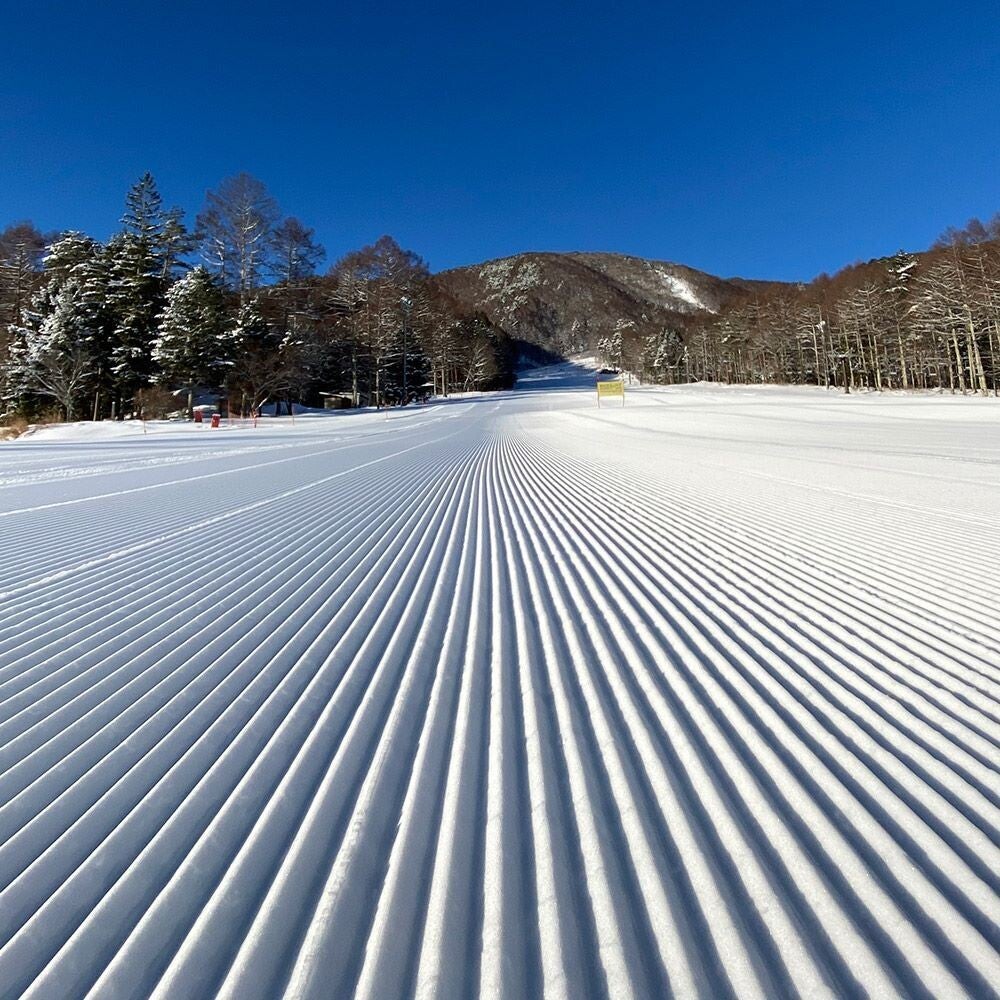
[596,379,625,407]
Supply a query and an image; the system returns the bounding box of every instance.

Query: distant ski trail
[0,369,997,999]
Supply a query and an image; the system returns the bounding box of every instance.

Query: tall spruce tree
[6,277,102,420]
[106,232,162,410]
[122,172,166,244]
[153,266,230,415]
[105,175,195,414]
[10,233,112,418]
[122,172,193,278]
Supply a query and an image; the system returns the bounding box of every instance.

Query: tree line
[599,218,1000,394]
[0,173,515,423]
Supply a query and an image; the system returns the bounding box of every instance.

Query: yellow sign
[596,379,625,406]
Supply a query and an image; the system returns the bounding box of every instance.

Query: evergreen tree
[5,233,111,418]
[7,278,99,420]
[103,176,195,413]
[105,232,163,409]
[122,172,166,244]
[597,326,624,370]
[230,298,286,412]
[640,329,683,383]
[122,173,193,280]
[153,266,230,415]
[160,207,195,280]
[41,232,106,291]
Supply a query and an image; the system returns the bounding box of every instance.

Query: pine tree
[105,232,163,409]
[640,329,683,383]
[41,232,106,290]
[7,278,99,420]
[153,267,230,415]
[122,173,193,280]
[160,207,194,280]
[230,298,286,412]
[597,325,624,370]
[103,176,195,413]
[122,172,165,244]
[5,233,111,418]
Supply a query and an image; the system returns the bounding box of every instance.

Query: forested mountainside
[437,224,1000,395]
[434,251,771,357]
[674,221,1000,393]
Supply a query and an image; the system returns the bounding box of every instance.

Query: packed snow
[0,362,998,999]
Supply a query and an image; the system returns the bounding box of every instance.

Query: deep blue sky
[2,1,997,280]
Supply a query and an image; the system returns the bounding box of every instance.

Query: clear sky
[2,1,997,280]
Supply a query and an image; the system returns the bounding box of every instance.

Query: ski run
[0,361,998,1000]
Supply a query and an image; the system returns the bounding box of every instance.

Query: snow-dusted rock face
[565,252,722,314]
[435,250,758,355]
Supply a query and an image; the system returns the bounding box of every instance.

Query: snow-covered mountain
[434,251,766,355]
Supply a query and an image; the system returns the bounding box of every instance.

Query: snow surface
[647,263,712,311]
[0,362,998,998]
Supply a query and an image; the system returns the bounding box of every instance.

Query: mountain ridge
[433,250,788,354]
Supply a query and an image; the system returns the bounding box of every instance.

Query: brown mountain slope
[434,251,770,355]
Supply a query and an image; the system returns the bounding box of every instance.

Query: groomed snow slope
[0,364,998,999]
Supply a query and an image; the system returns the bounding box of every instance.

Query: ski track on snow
[0,367,997,999]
